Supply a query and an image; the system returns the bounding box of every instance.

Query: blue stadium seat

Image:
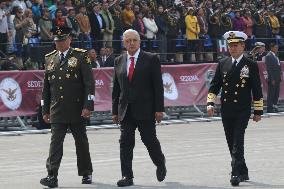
[204,34,213,47]
[176,34,185,48]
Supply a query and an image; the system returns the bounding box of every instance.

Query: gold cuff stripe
[254,98,263,111]
[207,93,216,103]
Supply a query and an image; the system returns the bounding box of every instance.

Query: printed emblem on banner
[68,57,78,67]
[205,69,215,89]
[240,65,249,78]
[162,73,178,100]
[0,78,22,110]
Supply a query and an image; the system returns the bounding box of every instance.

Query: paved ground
[0,115,284,189]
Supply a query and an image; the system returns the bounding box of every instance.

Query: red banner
[0,63,283,117]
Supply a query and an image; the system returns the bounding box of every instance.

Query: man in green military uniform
[40,26,94,188]
[207,31,263,187]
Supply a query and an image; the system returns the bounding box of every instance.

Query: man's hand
[112,115,119,124]
[43,114,50,123]
[81,108,91,119]
[207,106,214,117]
[253,115,261,122]
[155,112,163,123]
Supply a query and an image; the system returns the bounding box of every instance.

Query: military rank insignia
[68,57,78,67]
[240,65,249,78]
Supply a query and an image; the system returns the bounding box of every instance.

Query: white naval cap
[254,42,265,47]
[223,31,248,43]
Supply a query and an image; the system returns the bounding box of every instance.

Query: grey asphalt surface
[0,115,284,189]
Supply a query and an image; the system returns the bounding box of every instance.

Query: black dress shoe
[230,176,240,186]
[240,174,249,182]
[156,163,167,182]
[82,175,92,184]
[40,175,58,188]
[117,177,133,187]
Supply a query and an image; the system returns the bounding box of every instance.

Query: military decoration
[240,65,249,78]
[47,63,55,70]
[66,74,70,78]
[86,56,91,64]
[68,57,78,68]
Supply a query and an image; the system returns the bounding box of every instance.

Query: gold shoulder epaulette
[74,48,87,52]
[45,50,57,57]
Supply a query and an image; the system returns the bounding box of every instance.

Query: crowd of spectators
[0,0,284,70]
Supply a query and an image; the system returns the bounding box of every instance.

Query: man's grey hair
[122,29,140,41]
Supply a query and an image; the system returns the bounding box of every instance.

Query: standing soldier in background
[207,31,263,187]
[265,43,282,113]
[40,26,94,188]
[248,42,267,61]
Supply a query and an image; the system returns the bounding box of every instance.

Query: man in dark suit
[207,31,263,187]
[88,1,105,53]
[112,29,166,187]
[102,46,115,67]
[40,26,94,188]
[265,43,282,112]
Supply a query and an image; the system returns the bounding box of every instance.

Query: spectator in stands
[143,10,158,52]
[88,1,105,53]
[166,6,179,62]
[253,10,271,44]
[185,7,200,62]
[268,9,280,37]
[0,0,9,55]
[197,7,208,62]
[133,3,140,15]
[121,2,135,30]
[155,5,168,63]
[109,2,123,54]
[98,46,106,66]
[88,48,100,68]
[133,12,146,46]
[66,8,80,45]
[31,0,42,25]
[52,8,67,28]
[232,10,245,31]
[14,6,28,66]
[265,43,282,113]
[76,4,91,49]
[100,0,114,48]
[38,7,53,44]
[242,9,254,51]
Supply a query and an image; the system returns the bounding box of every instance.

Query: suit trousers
[222,114,250,176]
[119,106,165,178]
[267,80,280,109]
[46,122,93,177]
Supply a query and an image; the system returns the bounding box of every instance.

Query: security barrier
[0,62,283,129]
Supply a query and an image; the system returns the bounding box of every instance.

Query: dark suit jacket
[207,55,263,117]
[265,51,282,82]
[88,12,106,39]
[42,48,95,123]
[112,50,164,121]
[102,54,115,67]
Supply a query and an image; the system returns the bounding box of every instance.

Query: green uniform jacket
[42,48,94,123]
